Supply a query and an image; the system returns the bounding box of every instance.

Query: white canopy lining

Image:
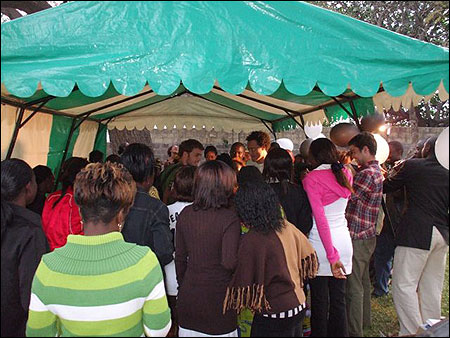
[107,95,274,132]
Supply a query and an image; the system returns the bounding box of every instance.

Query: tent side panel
[12,110,53,168]
[93,123,107,156]
[1,104,16,160]
[47,115,80,175]
[72,121,99,159]
[1,105,52,167]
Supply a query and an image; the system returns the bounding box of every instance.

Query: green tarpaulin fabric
[47,115,80,175]
[1,1,448,99]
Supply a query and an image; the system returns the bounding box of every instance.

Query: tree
[310,1,449,128]
[1,1,65,22]
[310,1,448,47]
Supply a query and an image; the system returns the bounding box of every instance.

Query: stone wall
[108,126,445,161]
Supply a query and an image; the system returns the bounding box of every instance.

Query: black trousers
[250,309,305,337]
[167,295,178,337]
[309,276,348,337]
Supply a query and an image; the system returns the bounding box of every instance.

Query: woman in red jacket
[42,157,88,251]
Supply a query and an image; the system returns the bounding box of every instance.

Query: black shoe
[371,291,388,298]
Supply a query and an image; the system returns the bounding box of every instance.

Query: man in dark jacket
[383,136,449,336]
[120,143,174,267]
[372,141,405,298]
[27,165,55,216]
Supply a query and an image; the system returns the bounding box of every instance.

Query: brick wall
[108,126,445,161]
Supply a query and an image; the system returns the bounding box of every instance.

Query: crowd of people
[1,129,448,337]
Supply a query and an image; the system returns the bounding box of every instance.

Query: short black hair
[105,154,121,164]
[237,166,264,186]
[33,165,54,185]
[230,142,245,158]
[173,166,196,202]
[270,142,280,151]
[204,145,218,158]
[294,154,303,163]
[167,145,178,157]
[348,132,377,156]
[217,153,233,168]
[179,139,204,157]
[246,131,271,150]
[118,143,129,155]
[388,141,404,156]
[120,143,155,184]
[235,181,283,234]
[89,150,104,163]
[54,157,89,208]
[293,161,310,185]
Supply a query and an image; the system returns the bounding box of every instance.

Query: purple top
[303,166,353,264]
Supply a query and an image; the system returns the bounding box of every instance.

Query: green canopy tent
[1,1,448,178]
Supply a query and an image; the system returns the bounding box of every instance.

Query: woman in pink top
[303,138,354,337]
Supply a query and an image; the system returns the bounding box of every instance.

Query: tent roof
[1,1,448,132]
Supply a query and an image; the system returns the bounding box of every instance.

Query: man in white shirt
[246,131,271,172]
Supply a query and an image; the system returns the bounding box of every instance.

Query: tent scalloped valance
[1,76,448,104]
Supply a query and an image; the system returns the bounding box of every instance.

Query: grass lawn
[364,256,449,337]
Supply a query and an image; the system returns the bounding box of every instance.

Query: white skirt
[308,198,353,276]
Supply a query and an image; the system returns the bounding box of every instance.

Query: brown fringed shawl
[223,220,318,315]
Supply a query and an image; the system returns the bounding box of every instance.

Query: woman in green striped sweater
[26,162,171,337]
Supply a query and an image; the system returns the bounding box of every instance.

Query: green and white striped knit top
[26,232,171,337]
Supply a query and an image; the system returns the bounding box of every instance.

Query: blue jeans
[373,230,396,296]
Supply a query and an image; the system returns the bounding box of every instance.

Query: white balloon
[313,133,327,140]
[435,127,449,170]
[373,133,389,164]
[276,138,294,152]
[304,122,323,139]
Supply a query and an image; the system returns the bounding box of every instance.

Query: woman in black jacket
[263,148,313,235]
[1,159,49,337]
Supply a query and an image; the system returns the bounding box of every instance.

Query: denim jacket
[122,187,174,266]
